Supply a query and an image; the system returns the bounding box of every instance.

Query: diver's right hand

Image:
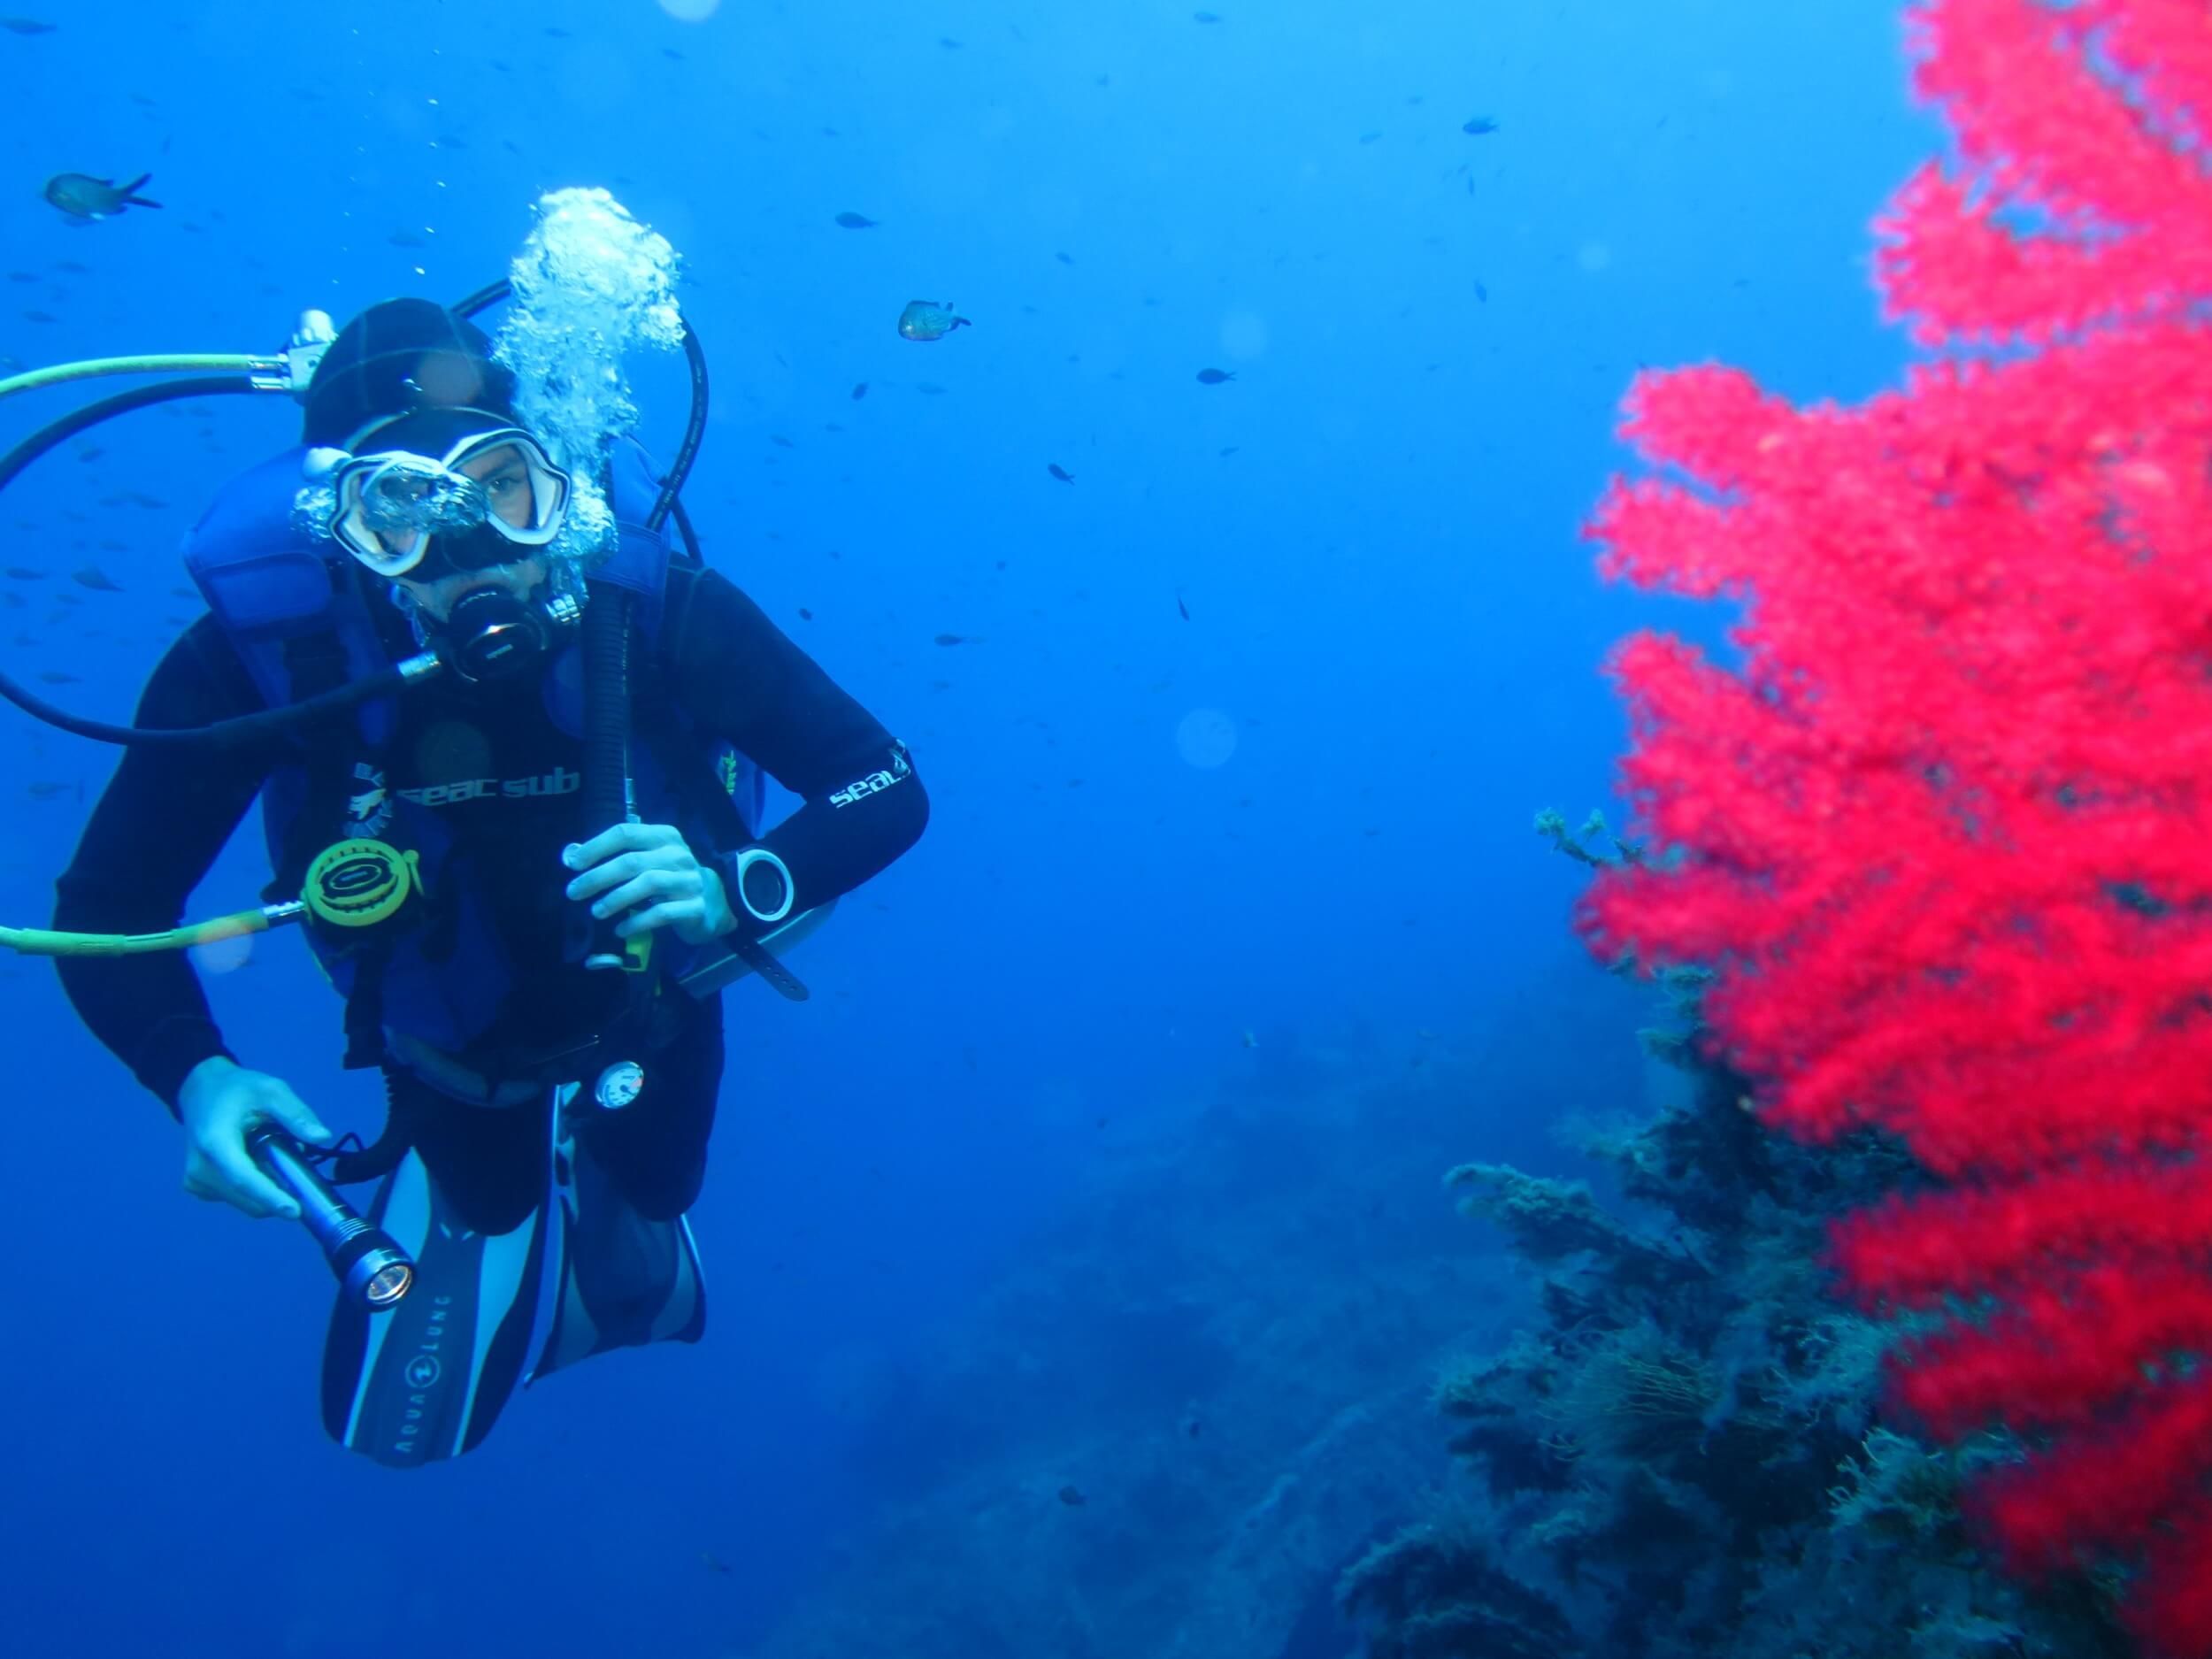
[176,1056,336,1220]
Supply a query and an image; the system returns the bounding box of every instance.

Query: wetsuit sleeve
[664,569,927,929]
[52,617,273,1116]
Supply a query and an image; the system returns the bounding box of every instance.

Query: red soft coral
[1582,2,2212,1649]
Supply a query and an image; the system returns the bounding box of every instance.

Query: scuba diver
[43,294,928,1467]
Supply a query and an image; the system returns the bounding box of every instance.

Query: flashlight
[246,1126,415,1310]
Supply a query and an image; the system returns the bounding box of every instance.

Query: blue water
[1,4,1936,1655]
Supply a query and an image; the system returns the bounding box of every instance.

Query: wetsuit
[54,567,926,1227]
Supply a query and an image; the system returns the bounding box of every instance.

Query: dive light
[246,1126,414,1310]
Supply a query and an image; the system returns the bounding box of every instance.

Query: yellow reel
[303,839,423,929]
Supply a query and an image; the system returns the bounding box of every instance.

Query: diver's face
[392,443,546,622]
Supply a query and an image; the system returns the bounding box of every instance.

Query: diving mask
[326,426,571,580]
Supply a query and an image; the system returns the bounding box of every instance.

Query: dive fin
[527,1112,706,1386]
[320,1146,550,1469]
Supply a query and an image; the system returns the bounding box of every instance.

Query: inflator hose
[579,585,635,969]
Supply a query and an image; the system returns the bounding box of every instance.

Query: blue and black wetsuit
[53,566,927,1227]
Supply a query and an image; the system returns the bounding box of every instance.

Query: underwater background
[0,2,2078,1656]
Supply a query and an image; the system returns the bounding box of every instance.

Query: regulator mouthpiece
[439,586,578,684]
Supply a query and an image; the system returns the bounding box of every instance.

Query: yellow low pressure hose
[0,842,425,957]
[0,902,305,956]
[0,352,280,403]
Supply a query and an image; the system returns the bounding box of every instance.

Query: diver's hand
[563,822,735,946]
[176,1056,337,1221]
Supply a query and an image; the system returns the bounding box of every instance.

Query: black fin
[321,1148,551,1468]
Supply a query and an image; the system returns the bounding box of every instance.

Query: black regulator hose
[0,374,421,748]
[0,661,414,749]
[651,324,710,532]
[0,375,253,476]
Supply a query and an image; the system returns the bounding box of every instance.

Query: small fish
[1358,131,1383,145]
[933,633,969,646]
[1241,1029,1259,1048]
[770,434,795,449]
[850,381,869,400]
[1462,116,1499,135]
[897,300,972,342]
[833,211,878,229]
[1054,251,1074,266]
[388,228,429,249]
[914,381,946,395]
[1195,367,1236,385]
[1057,1486,1087,1507]
[701,1551,732,1578]
[1,16,56,33]
[1193,10,1222,20]
[797,607,813,621]
[1475,280,1488,303]
[43,171,161,220]
[35,670,78,685]
[25,780,72,799]
[1176,590,1190,620]
[20,310,57,323]
[1217,446,1240,457]
[1046,463,1074,484]
[72,564,121,591]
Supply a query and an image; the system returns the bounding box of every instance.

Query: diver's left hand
[563,822,735,946]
